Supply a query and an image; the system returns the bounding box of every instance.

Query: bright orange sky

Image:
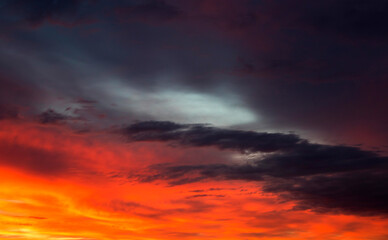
[1,120,387,240]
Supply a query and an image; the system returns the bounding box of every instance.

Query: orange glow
[0,120,387,240]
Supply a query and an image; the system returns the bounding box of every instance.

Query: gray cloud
[38,109,71,124]
[123,121,303,153]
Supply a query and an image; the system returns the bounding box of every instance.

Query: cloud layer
[124,121,388,216]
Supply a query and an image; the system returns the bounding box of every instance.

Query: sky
[0,0,388,239]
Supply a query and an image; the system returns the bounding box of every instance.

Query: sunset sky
[1,0,388,239]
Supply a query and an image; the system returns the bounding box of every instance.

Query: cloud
[186,194,225,199]
[125,121,388,216]
[38,109,71,124]
[123,121,302,153]
[264,171,388,216]
[1,0,388,147]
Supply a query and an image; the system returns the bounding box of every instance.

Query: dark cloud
[38,109,71,124]
[190,187,230,193]
[254,143,387,178]
[186,194,225,199]
[75,98,98,105]
[124,121,303,153]
[136,167,388,215]
[126,121,388,216]
[264,172,388,216]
